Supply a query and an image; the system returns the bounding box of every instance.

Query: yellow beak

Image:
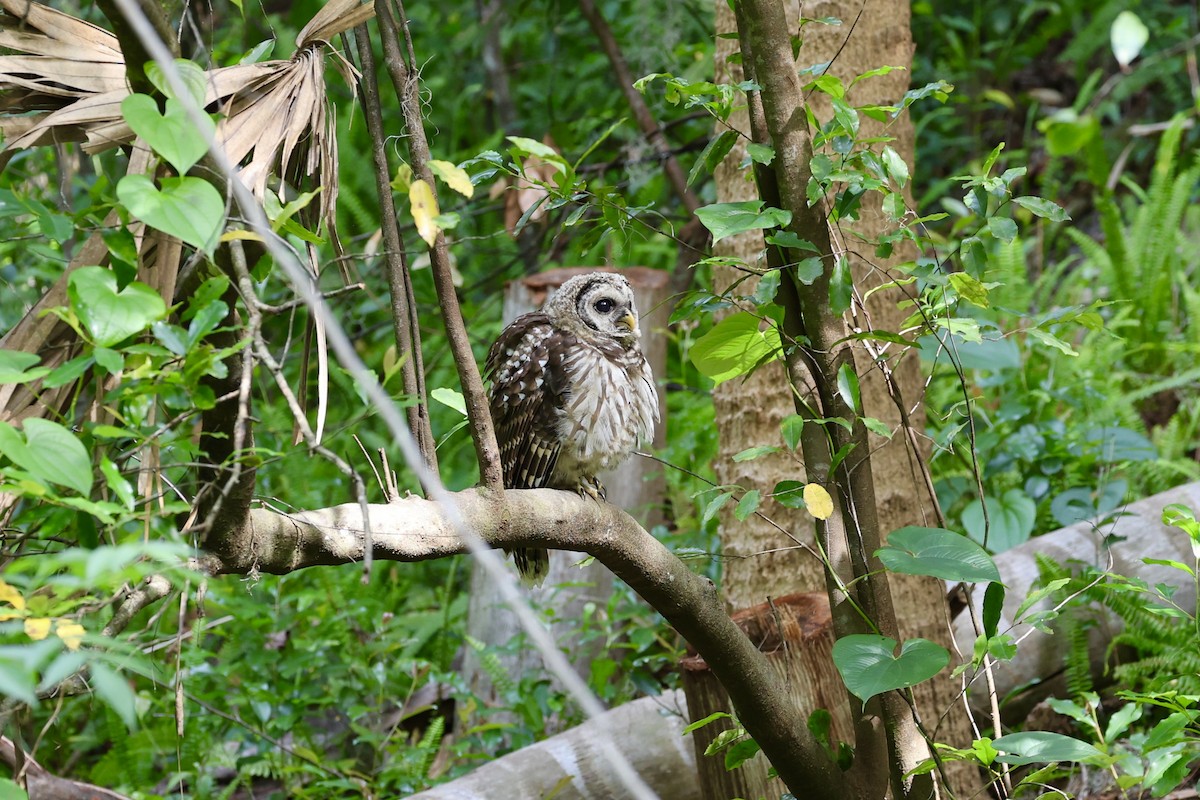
[619,311,639,334]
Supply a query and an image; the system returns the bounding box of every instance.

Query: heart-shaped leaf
[67,266,167,348]
[877,526,1001,583]
[833,634,949,703]
[117,175,224,254]
[0,418,93,494]
[122,94,214,175]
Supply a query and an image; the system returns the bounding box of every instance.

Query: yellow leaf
[24,617,51,641]
[0,580,25,611]
[409,179,440,247]
[428,159,474,198]
[56,621,86,651]
[803,483,834,520]
[391,162,412,192]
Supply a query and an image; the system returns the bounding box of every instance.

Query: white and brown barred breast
[486,313,658,491]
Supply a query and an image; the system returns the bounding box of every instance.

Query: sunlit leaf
[24,617,51,641]
[429,160,475,198]
[55,621,85,651]
[803,483,834,520]
[409,179,441,247]
[1110,11,1149,68]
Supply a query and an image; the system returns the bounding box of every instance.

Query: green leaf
[68,267,167,348]
[688,129,739,186]
[765,231,817,252]
[1110,11,1149,67]
[90,662,138,729]
[877,526,1002,583]
[1011,196,1069,222]
[881,146,909,187]
[19,419,94,495]
[746,143,775,165]
[0,350,48,384]
[795,257,824,285]
[0,777,29,800]
[982,582,1005,639]
[1027,328,1077,357]
[92,347,123,374]
[724,737,761,770]
[962,489,1036,553]
[772,480,807,509]
[690,312,782,384]
[948,272,990,308]
[986,216,1017,243]
[780,415,804,451]
[117,174,225,254]
[430,387,467,416]
[829,256,852,314]
[734,490,761,521]
[122,94,214,175]
[750,270,781,305]
[145,58,208,103]
[833,634,949,703]
[991,732,1105,766]
[100,457,135,510]
[695,201,792,244]
[733,446,779,462]
[701,491,734,526]
[682,711,732,734]
[836,363,860,414]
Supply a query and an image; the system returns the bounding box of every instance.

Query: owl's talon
[576,476,606,501]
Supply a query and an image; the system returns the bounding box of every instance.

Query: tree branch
[375,0,504,490]
[203,488,844,798]
[352,25,439,476]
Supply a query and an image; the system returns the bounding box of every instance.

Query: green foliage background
[1,0,1199,796]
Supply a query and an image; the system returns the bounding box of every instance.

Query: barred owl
[485,272,659,584]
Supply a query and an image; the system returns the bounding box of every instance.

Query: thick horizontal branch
[207,488,846,797]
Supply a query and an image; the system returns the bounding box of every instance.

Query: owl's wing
[485,313,572,490]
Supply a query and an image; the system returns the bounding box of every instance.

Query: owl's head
[544,272,641,348]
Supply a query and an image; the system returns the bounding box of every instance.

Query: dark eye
[594,298,615,313]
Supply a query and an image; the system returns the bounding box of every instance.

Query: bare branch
[203,488,846,798]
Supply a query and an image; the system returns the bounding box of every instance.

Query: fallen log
[952,481,1200,716]
[407,690,699,800]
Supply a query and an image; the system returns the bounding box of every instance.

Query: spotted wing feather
[485,313,576,584]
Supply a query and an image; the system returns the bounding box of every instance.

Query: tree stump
[463,267,670,729]
[682,592,852,800]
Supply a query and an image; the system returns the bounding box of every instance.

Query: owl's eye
[594,298,615,313]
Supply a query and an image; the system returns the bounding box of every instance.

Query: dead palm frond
[0,0,374,226]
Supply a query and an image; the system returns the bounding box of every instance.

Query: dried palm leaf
[0,0,373,226]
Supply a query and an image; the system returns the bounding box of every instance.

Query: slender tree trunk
[710,0,984,795]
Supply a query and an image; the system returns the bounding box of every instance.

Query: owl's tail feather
[508,547,550,587]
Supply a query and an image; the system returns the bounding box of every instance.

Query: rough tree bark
[707,0,981,796]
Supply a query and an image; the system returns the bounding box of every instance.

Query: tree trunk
[462,267,669,729]
[681,593,852,800]
[711,0,984,794]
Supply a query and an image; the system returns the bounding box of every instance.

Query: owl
[485,272,660,584]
